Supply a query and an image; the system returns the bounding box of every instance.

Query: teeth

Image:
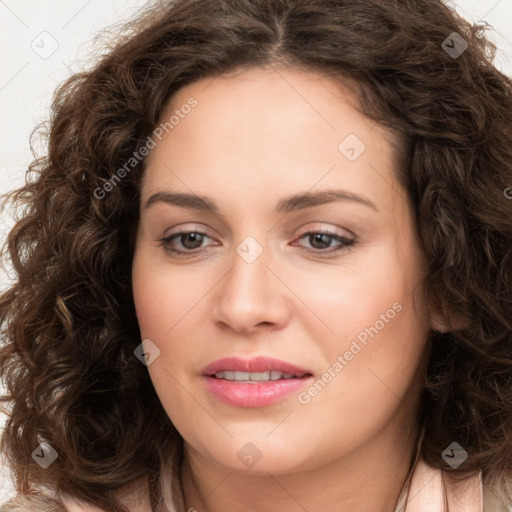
[214,370,303,381]
[250,371,270,381]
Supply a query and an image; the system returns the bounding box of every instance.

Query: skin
[131,65,436,512]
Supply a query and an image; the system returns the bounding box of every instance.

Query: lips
[201,356,314,407]
[201,356,312,377]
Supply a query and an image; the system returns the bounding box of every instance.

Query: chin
[191,435,323,476]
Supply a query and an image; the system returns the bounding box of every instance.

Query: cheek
[287,249,421,349]
[131,253,198,417]
[298,254,428,424]
[131,250,215,399]
[132,247,205,339]
[289,244,428,401]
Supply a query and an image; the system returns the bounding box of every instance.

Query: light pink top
[59,456,498,512]
[394,456,484,512]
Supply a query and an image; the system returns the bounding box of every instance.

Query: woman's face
[132,65,432,475]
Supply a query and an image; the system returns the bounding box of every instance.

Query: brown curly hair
[1,0,512,510]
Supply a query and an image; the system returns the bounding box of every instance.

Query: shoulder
[0,492,69,512]
[483,474,512,512]
[61,475,153,512]
[0,476,152,512]
[403,456,512,512]
[398,456,510,512]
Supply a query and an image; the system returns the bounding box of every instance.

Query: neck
[180,413,419,512]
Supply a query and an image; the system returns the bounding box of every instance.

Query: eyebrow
[144,188,378,213]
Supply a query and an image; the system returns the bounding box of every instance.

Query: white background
[1,0,511,502]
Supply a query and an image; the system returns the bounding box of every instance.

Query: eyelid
[294,223,356,239]
[157,222,358,261]
[162,223,215,238]
[162,223,354,242]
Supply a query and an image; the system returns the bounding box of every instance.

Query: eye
[291,230,356,255]
[157,230,217,256]
[157,228,356,257]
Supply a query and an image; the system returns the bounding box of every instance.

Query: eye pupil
[310,233,331,249]
[182,232,204,249]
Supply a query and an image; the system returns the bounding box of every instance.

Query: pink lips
[201,356,313,408]
[201,356,311,376]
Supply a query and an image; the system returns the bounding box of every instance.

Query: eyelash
[157,229,356,257]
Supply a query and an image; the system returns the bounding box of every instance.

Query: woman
[1,0,511,510]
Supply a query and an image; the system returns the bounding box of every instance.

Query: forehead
[142,65,405,217]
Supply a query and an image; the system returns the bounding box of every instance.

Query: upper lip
[201,356,313,376]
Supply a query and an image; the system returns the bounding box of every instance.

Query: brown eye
[158,231,215,256]
[174,232,205,250]
[293,231,356,255]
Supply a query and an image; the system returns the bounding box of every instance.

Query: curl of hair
[1,0,512,510]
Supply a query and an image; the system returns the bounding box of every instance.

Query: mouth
[201,356,314,407]
[201,356,313,379]
[211,370,312,382]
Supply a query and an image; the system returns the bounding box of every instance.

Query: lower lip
[203,376,312,407]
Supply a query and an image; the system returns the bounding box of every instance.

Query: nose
[212,242,291,335]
